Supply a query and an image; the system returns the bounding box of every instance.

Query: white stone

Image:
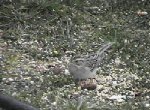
[8,78,14,82]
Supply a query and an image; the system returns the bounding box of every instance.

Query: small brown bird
[68,42,114,90]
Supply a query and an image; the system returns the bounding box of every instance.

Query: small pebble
[8,78,14,82]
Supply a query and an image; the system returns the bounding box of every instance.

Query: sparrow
[68,42,114,89]
[69,42,113,80]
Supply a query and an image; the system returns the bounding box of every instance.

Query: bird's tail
[96,42,114,64]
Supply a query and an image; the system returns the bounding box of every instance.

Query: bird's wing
[82,42,114,70]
